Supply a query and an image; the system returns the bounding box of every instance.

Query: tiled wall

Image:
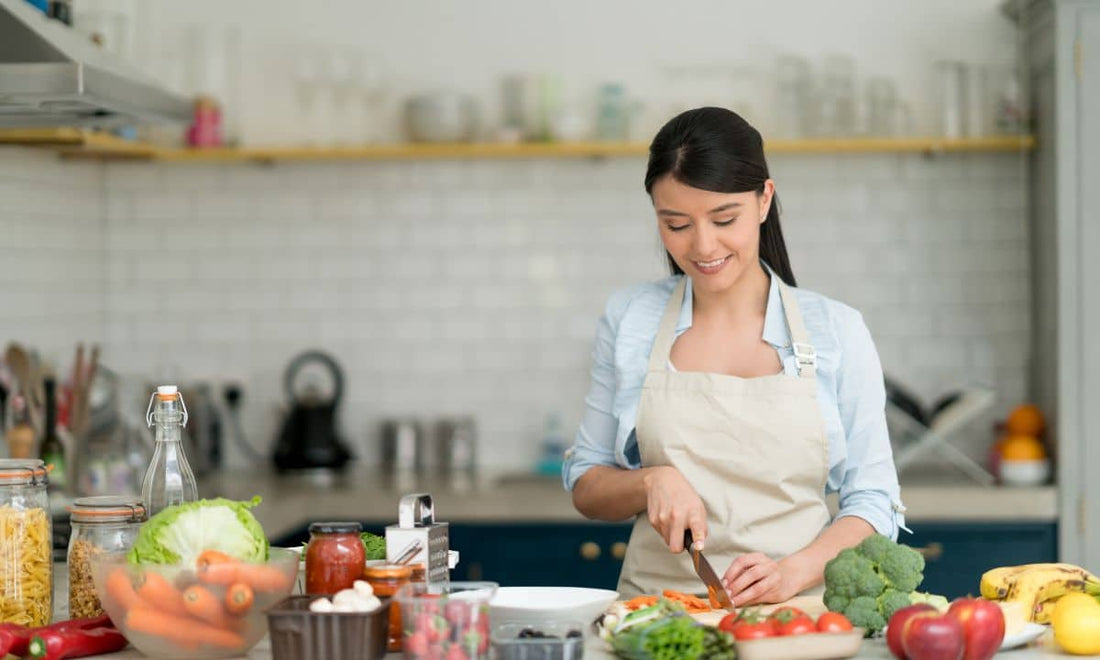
[1,148,1030,472]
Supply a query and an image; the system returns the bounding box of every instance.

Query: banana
[980,563,1089,600]
[1002,566,1100,621]
[1033,599,1056,625]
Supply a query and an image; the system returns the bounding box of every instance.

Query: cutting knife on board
[684,530,736,612]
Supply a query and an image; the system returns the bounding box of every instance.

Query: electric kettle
[272,350,352,472]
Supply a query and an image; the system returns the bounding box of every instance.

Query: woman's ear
[760,180,776,223]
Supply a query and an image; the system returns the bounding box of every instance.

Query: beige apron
[617,275,831,599]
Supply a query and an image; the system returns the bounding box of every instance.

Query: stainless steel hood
[0,0,191,128]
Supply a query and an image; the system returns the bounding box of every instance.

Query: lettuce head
[128,496,269,566]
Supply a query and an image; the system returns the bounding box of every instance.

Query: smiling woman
[563,107,906,607]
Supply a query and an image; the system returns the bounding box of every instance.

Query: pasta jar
[304,521,365,595]
[0,459,52,626]
[363,562,413,652]
[68,496,147,619]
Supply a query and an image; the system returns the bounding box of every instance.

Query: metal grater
[385,493,450,586]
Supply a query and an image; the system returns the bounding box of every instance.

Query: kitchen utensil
[489,587,618,627]
[181,382,222,476]
[273,350,352,473]
[404,91,479,142]
[685,530,735,611]
[384,493,450,587]
[434,416,476,475]
[4,343,42,433]
[380,417,425,475]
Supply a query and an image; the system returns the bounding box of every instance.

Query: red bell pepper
[28,626,128,660]
[0,614,115,657]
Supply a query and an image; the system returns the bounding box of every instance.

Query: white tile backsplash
[0,147,1031,473]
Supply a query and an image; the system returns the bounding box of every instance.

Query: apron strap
[647,277,687,373]
[776,278,817,379]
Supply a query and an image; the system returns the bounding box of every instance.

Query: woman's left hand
[721,553,802,606]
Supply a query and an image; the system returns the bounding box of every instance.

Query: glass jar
[304,521,364,595]
[0,459,52,626]
[68,496,147,619]
[363,562,413,652]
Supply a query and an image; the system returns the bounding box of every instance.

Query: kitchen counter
[194,468,1058,541]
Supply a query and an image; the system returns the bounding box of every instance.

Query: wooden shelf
[0,129,1036,164]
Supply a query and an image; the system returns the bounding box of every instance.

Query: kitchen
[0,0,1098,658]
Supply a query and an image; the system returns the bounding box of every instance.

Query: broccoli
[822,534,927,634]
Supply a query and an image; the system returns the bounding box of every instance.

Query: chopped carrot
[137,572,188,617]
[198,562,292,593]
[224,583,254,616]
[125,607,244,650]
[662,589,712,612]
[182,585,237,629]
[105,569,146,610]
[623,595,659,610]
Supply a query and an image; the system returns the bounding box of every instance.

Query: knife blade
[685,530,735,612]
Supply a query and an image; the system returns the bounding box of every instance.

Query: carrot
[105,569,145,610]
[662,589,712,612]
[624,595,659,610]
[224,583,254,616]
[198,562,292,593]
[125,607,244,650]
[182,585,237,629]
[137,572,188,617]
[196,550,234,570]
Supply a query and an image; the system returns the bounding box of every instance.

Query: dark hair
[644,107,796,287]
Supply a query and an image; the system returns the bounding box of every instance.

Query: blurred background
[1,0,1096,587]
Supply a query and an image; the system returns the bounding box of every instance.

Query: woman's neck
[691,262,770,322]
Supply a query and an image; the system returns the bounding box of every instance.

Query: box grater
[385,493,450,586]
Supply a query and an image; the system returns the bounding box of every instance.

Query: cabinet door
[905,522,1058,599]
[449,522,632,590]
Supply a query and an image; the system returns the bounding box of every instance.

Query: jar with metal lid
[305,521,365,596]
[0,459,52,625]
[68,496,147,619]
[363,562,413,652]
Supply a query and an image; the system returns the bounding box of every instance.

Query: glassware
[595,82,630,142]
[140,386,197,517]
[815,54,857,137]
[774,55,813,138]
[364,562,414,652]
[305,521,365,595]
[68,496,146,619]
[866,77,898,136]
[935,61,969,138]
[0,459,52,626]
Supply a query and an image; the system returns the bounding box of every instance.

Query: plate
[490,586,619,626]
[733,629,865,660]
[1001,622,1046,650]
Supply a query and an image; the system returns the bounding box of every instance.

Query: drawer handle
[611,542,627,560]
[915,542,943,561]
[580,541,601,561]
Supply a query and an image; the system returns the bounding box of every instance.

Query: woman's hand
[642,466,707,554]
[721,554,802,606]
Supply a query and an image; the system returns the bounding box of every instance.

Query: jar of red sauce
[363,562,413,652]
[304,521,365,595]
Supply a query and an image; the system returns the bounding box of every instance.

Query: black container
[268,596,390,660]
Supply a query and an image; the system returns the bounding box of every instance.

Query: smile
[693,256,730,272]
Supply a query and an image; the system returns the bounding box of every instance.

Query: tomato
[768,606,808,622]
[719,610,778,640]
[766,606,816,636]
[816,612,854,633]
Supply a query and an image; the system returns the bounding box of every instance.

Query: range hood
[0,0,190,127]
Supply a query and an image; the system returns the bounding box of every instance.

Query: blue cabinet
[903,521,1058,599]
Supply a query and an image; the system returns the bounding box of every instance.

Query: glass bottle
[39,377,67,491]
[140,386,197,516]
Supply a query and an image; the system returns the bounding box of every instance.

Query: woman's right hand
[642,466,708,554]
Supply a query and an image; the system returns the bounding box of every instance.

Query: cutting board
[689,595,827,627]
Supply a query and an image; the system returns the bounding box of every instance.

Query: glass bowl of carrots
[90,547,300,659]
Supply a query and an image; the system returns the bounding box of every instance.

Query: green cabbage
[128,496,269,566]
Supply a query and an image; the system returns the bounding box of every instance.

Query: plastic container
[492,622,586,660]
[363,562,413,652]
[68,496,147,619]
[0,459,52,626]
[396,581,498,660]
[267,595,390,660]
[305,522,365,595]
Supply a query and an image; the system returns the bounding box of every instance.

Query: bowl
[267,595,390,660]
[491,621,587,660]
[999,458,1050,486]
[91,547,299,659]
[396,581,498,660]
[490,587,618,627]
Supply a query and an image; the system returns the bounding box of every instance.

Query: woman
[563,107,906,605]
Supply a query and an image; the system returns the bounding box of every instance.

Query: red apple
[901,611,965,660]
[946,597,1006,660]
[887,604,937,659]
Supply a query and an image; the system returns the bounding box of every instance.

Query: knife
[685,530,736,612]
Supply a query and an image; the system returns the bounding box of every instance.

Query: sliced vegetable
[623,595,659,611]
[660,589,712,613]
[128,496,268,566]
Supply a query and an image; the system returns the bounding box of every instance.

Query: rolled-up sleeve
[562,296,625,491]
[833,309,908,539]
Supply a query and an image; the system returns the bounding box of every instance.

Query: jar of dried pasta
[67,496,147,619]
[0,459,52,626]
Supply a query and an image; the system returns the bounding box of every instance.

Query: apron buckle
[793,342,817,368]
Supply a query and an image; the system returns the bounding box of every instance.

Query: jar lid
[0,459,48,486]
[70,496,148,524]
[363,563,413,579]
[308,521,362,535]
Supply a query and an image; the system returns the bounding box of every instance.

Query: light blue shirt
[563,271,908,540]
